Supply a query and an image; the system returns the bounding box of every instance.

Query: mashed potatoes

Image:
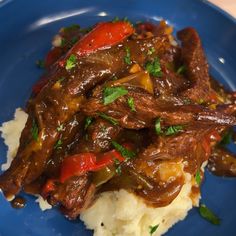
[0,108,200,236]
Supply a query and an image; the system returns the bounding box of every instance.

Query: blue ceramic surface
[0,0,236,235]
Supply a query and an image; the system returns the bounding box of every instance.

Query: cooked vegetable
[103,86,128,105]
[127,97,136,112]
[199,204,220,225]
[145,57,162,77]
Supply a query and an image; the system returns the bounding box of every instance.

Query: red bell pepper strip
[69,21,134,56]
[60,150,125,183]
[44,47,63,68]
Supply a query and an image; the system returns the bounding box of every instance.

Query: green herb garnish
[31,119,39,141]
[176,65,186,75]
[124,47,132,65]
[57,77,65,83]
[149,224,159,235]
[98,112,118,125]
[54,139,63,150]
[195,169,201,185]
[155,118,162,135]
[60,38,66,47]
[147,47,155,55]
[127,97,136,112]
[36,59,45,69]
[219,129,233,146]
[199,204,220,225]
[103,86,128,105]
[64,24,80,32]
[71,36,78,45]
[57,124,64,132]
[114,159,122,175]
[145,57,162,77]
[84,117,93,130]
[165,125,183,136]
[111,141,136,160]
[112,16,120,22]
[65,54,77,70]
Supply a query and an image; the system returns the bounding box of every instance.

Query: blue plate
[0,0,236,235]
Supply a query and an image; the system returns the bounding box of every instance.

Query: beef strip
[47,174,96,220]
[82,86,236,129]
[177,28,215,102]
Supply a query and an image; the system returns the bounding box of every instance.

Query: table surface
[209,0,236,17]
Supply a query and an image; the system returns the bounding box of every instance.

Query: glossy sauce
[11,196,26,209]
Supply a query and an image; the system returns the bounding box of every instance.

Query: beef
[82,86,236,129]
[177,28,214,102]
[47,174,95,219]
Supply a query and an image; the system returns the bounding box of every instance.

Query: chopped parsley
[112,16,120,22]
[64,24,80,32]
[147,47,155,55]
[114,159,122,175]
[176,65,186,75]
[149,224,159,235]
[36,59,45,69]
[31,119,39,141]
[57,77,65,83]
[145,57,162,77]
[124,47,132,65]
[219,129,233,146]
[195,169,201,185]
[111,141,136,160]
[57,124,64,132]
[199,204,220,225]
[155,119,183,136]
[65,54,77,70]
[54,139,63,150]
[155,118,162,135]
[60,38,66,47]
[103,86,128,105]
[71,36,78,45]
[165,125,183,136]
[98,112,118,126]
[127,97,136,112]
[84,117,93,130]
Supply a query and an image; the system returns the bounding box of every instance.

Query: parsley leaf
[65,54,77,70]
[165,125,183,136]
[147,47,155,55]
[112,16,120,22]
[127,97,136,112]
[84,117,93,130]
[111,141,136,160]
[155,118,162,135]
[149,224,159,235]
[103,86,128,105]
[124,47,132,65]
[114,159,122,175]
[54,139,63,150]
[31,119,39,141]
[64,24,80,32]
[36,59,45,69]
[98,112,118,125]
[219,129,233,146]
[199,204,220,225]
[145,57,162,77]
[195,169,201,185]
[176,65,186,75]
[57,124,64,132]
